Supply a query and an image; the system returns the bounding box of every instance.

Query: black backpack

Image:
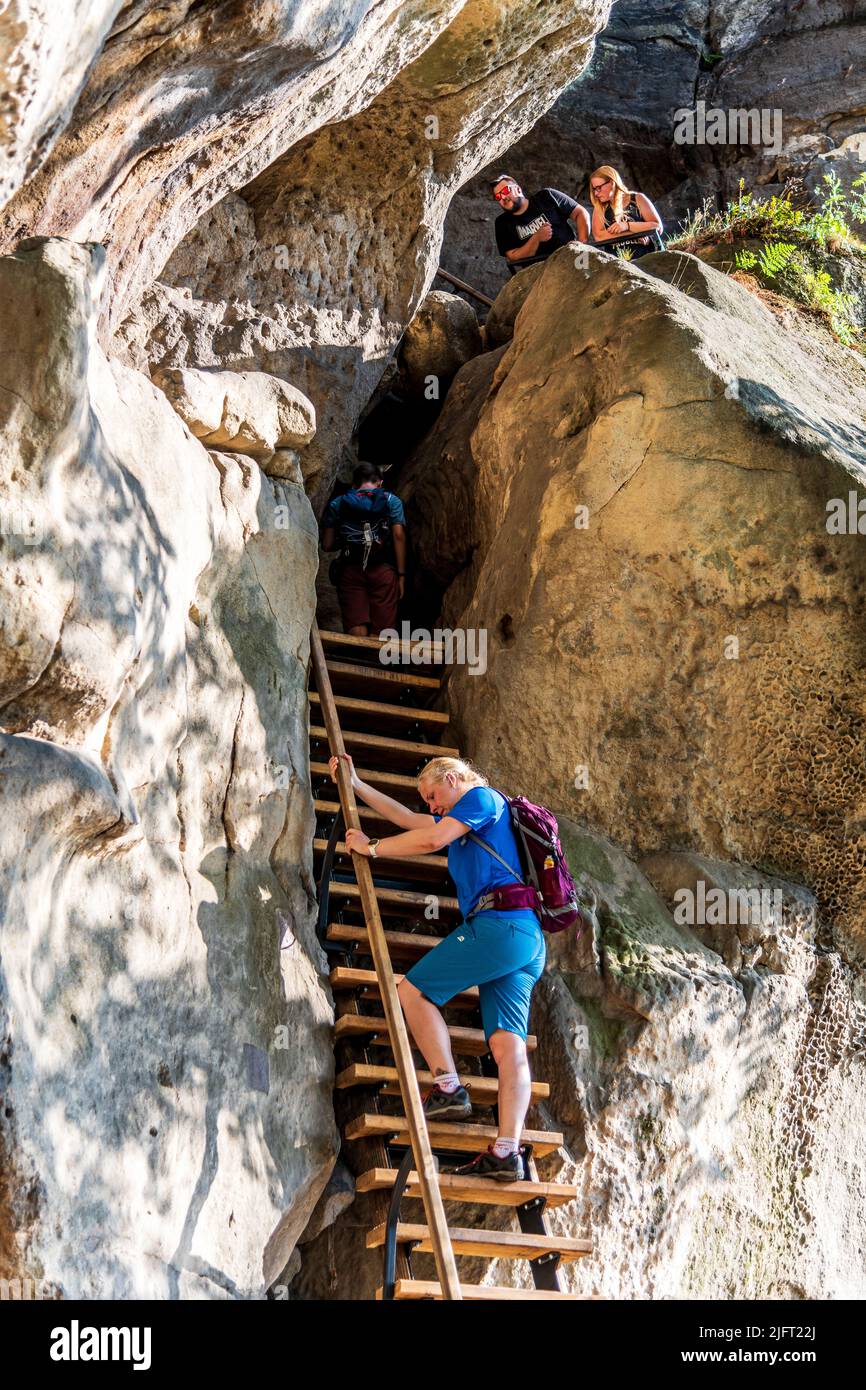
[337,488,395,569]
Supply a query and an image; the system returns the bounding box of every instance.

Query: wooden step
[310,725,459,767]
[325,880,460,918]
[327,922,449,959]
[345,1113,556,1154]
[367,1222,592,1263]
[317,629,445,663]
[334,1014,536,1055]
[314,799,389,825]
[377,1279,597,1301]
[335,1063,549,1105]
[314,839,450,884]
[309,691,450,730]
[323,659,441,696]
[357,1167,578,1209]
[311,761,420,795]
[329,966,477,1010]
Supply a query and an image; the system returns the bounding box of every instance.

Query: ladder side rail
[434,266,495,307]
[310,627,462,1301]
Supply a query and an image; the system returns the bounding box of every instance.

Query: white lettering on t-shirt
[517,215,548,241]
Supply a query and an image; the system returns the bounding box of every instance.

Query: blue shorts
[403,909,546,1043]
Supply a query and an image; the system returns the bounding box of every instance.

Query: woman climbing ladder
[328,752,546,1182]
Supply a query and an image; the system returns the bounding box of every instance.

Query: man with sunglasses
[491,174,589,275]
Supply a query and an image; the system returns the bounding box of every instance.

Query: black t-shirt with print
[495,188,579,263]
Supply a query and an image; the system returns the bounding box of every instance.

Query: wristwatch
[368,838,380,857]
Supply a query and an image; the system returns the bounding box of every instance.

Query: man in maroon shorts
[320,461,407,636]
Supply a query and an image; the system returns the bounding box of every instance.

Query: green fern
[733,242,796,278]
[757,241,797,278]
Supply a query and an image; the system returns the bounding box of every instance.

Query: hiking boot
[421,1083,472,1121]
[442,1145,526,1182]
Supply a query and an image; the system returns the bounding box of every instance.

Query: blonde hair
[589,165,632,222]
[417,756,489,790]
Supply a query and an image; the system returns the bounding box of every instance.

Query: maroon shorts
[337,561,399,633]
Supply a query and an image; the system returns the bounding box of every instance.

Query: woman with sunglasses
[588,165,663,259]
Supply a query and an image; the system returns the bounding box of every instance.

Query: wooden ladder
[309,627,596,1301]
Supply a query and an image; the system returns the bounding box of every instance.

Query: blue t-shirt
[322,488,405,529]
[434,787,530,919]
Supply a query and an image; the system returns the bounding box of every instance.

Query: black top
[495,188,579,267]
[602,196,654,248]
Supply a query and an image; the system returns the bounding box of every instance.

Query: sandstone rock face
[483,262,545,346]
[152,366,316,456]
[106,1,612,506]
[441,0,866,300]
[639,851,818,978]
[0,0,119,211]
[401,245,866,957]
[0,0,483,326]
[397,290,482,397]
[0,239,337,1298]
[531,823,866,1300]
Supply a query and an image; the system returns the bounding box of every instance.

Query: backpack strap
[465,831,523,883]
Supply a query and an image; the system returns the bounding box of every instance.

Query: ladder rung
[345,1113,555,1153]
[313,839,449,877]
[334,1015,536,1055]
[328,967,478,1009]
[327,923,448,957]
[309,691,450,727]
[335,1063,548,1104]
[377,1280,599,1300]
[366,1222,592,1262]
[310,725,459,763]
[317,629,446,662]
[311,761,419,792]
[314,799,387,823]
[325,880,460,916]
[357,1167,578,1208]
[324,658,442,693]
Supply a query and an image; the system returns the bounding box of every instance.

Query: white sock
[434,1070,460,1094]
[492,1136,519,1158]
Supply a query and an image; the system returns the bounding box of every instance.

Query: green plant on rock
[734,240,796,278]
[793,262,858,345]
[850,172,866,227]
[736,238,859,344]
[682,176,864,346]
[671,174,866,257]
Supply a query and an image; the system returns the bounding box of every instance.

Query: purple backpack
[468,793,592,937]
